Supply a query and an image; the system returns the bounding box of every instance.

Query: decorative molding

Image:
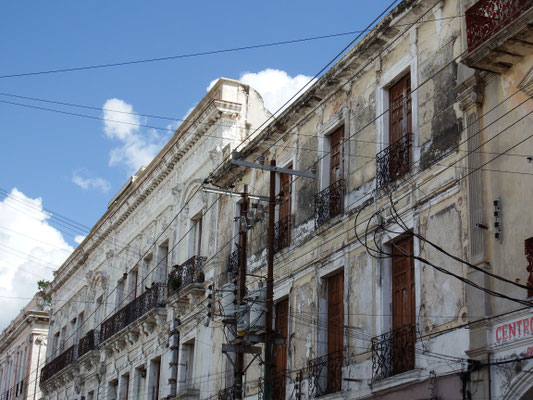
[457,73,484,112]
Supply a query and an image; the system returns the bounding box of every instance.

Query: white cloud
[102,99,167,174]
[237,69,315,114]
[0,189,73,330]
[74,235,86,245]
[72,173,111,193]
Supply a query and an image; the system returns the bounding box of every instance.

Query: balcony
[78,329,98,358]
[168,256,206,297]
[376,133,411,190]
[315,180,345,228]
[371,324,416,381]
[464,0,533,73]
[218,387,236,400]
[100,283,166,343]
[274,215,291,253]
[307,351,344,397]
[40,344,77,384]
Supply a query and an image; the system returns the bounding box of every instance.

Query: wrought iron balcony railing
[376,133,411,190]
[100,283,166,343]
[274,215,291,253]
[218,386,236,400]
[371,323,416,381]
[228,246,240,275]
[307,351,344,397]
[40,344,77,384]
[78,329,98,358]
[315,180,345,228]
[466,0,533,51]
[168,255,206,296]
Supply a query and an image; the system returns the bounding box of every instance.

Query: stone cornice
[0,310,49,354]
[51,87,243,292]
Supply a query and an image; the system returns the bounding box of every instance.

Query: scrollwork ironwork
[466,0,532,51]
[315,180,345,228]
[371,323,416,381]
[168,255,206,296]
[376,133,411,190]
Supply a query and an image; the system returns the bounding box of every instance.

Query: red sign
[495,316,533,344]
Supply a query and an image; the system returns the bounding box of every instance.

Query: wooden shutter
[391,236,415,374]
[273,299,289,400]
[327,271,344,393]
[389,74,412,144]
[329,126,344,186]
[279,170,291,221]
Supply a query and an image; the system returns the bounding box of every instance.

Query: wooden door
[279,169,292,249]
[327,271,344,393]
[391,236,415,374]
[389,74,412,180]
[273,299,288,400]
[329,126,344,186]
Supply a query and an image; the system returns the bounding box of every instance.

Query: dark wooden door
[329,126,344,186]
[391,236,415,374]
[327,271,344,393]
[273,299,289,400]
[389,74,412,180]
[279,169,292,249]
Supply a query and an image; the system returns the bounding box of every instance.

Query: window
[315,126,346,227]
[53,332,60,357]
[275,167,292,253]
[143,255,153,288]
[134,366,147,398]
[377,73,412,188]
[273,299,289,400]
[119,373,130,400]
[75,312,84,344]
[327,271,344,394]
[148,357,161,400]
[156,242,169,284]
[188,216,203,258]
[116,278,126,310]
[128,268,139,300]
[372,235,416,380]
[108,379,118,400]
[178,341,195,392]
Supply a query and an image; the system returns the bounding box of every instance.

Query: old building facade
[34,0,533,399]
[211,0,533,399]
[0,295,49,400]
[37,79,271,400]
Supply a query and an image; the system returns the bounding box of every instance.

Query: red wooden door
[273,299,289,400]
[391,236,415,374]
[327,271,344,393]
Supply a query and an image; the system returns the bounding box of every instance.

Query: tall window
[316,126,345,227]
[388,73,412,180]
[391,236,415,375]
[116,278,126,310]
[188,216,202,258]
[156,242,169,284]
[273,299,289,400]
[276,167,292,252]
[327,271,344,394]
[128,268,139,300]
[148,357,161,400]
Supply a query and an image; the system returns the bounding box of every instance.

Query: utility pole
[231,154,316,400]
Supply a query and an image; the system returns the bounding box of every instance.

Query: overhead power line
[0,15,463,80]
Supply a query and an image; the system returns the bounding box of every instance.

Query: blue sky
[0,0,395,328]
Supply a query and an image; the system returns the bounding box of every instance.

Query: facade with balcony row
[36,0,533,399]
[212,0,533,399]
[38,79,272,400]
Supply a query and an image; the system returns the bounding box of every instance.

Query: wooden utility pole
[230,153,315,400]
[264,160,276,400]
